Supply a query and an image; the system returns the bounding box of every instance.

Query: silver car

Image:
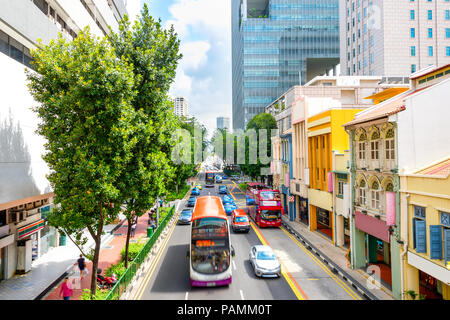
[249,245,281,278]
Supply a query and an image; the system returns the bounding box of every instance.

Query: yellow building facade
[400,158,450,300]
[308,109,363,243]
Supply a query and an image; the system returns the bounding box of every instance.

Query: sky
[140,0,233,137]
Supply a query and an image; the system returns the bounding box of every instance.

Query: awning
[17,219,45,240]
[354,211,390,243]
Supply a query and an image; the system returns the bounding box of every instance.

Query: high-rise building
[232,0,340,130]
[340,0,450,77]
[0,0,127,281]
[172,96,188,117]
[216,117,231,130]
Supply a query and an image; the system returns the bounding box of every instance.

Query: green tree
[107,5,182,267]
[241,113,277,180]
[26,28,137,295]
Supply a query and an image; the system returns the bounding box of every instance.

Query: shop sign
[17,219,45,240]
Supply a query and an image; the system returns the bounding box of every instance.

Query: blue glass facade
[232,0,340,130]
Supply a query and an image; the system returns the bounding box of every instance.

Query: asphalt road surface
[134,173,363,300]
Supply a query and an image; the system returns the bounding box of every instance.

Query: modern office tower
[172,96,189,117]
[231,0,340,130]
[340,0,450,77]
[217,117,231,130]
[0,0,127,281]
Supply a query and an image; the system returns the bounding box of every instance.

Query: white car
[249,245,281,278]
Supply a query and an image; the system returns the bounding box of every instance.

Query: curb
[281,219,378,301]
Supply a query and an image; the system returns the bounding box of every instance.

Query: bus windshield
[260,210,281,221]
[191,217,230,274]
[259,191,280,201]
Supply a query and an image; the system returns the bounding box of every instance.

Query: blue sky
[141,0,232,136]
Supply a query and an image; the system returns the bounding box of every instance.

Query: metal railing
[104,205,175,300]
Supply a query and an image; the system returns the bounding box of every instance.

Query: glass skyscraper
[232,0,340,130]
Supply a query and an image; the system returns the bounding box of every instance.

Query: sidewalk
[43,207,169,300]
[0,215,125,300]
[281,216,394,300]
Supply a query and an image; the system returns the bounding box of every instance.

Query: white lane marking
[240,289,245,300]
[185,292,189,300]
[232,260,237,271]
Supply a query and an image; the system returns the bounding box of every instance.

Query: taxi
[231,209,250,233]
[195,184,202,190]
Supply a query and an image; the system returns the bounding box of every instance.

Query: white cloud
[125,0,141,23]
[165,0,232,134]
[180,41,211,71]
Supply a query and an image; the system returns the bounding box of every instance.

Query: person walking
[59,277,73,300]
[75,254,86,280]
[131,217,137,237]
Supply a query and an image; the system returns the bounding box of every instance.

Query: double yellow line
[280,227,362,300]
[250,222,308,300]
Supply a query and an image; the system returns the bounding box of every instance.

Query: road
[133,173,364,300]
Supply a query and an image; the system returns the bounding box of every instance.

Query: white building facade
[0,0,128,282]
[172,96,188,117]
[340,0,450,77]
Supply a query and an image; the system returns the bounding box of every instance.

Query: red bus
[188,196,235,287]
[247,189,282,227]
[245,182,266,205]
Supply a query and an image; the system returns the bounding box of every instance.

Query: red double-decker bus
[245,182,266,205]
[248,189,283,228]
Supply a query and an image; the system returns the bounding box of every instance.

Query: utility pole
[156,196,160,228]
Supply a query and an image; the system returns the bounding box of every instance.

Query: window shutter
[415,220,426,253]
[429,225,442,259]
[445,229,450,266]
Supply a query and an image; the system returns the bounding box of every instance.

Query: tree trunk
[124,216,132,269]
[89,201,105,296]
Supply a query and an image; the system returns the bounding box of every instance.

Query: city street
[133,173,364,300]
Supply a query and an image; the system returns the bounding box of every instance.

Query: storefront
[316,207,332,239]
[343,217,350,247]
[298,197,309,226]
[354,211,393,288]
[16,219,45,274]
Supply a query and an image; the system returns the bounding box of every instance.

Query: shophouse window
[358,133,367,160]
[385,129,395,160]
[413,206,426,253]
[370,180,380,210]
[358,179,367,206]
[370,131,379,160]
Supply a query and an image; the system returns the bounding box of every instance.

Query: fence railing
[104,205,175,300]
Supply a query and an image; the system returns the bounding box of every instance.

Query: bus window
[260,210,281,221]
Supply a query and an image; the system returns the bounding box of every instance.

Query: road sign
[289,196,294,202]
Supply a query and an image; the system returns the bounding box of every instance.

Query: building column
[335,214,344,246]
[310,205,317,231]
[351,226,366,269]
[404,262,419,300]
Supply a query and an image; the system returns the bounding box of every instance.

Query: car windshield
[181,211,191,216]
[235,216,248,222]
[257,251,276,260]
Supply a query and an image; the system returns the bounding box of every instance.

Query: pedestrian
[131,217,137,237]
[60,277,73,300]
[75,254,86,280]
[151,218,156,232]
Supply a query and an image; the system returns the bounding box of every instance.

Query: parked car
[218,185,228,194]
[215,175,222,183]
[222,175,228,180]
[187,197,196,207]
[249,245,281,278]
[224,203,237,216]
[178,209,193,225]
[191,187,200,196]
[231,209,250,233]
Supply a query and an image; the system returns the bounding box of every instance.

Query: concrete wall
[397,78,450,172]
[0,54,52,204]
